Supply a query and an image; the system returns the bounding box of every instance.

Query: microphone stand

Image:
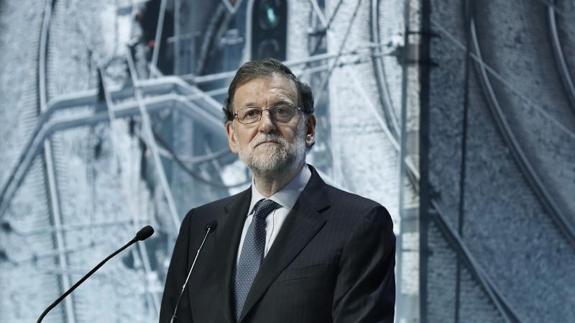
[170,222,217,323]
[36,226,154,323]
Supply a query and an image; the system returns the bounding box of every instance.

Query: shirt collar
[248,164,312,214]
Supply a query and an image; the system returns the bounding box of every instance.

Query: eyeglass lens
[237,105,298,124]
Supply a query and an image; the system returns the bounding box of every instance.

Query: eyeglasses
[234,104,303,125]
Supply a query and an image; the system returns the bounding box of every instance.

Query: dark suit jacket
[159,165,395,323]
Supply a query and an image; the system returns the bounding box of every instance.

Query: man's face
[225,73,316,177]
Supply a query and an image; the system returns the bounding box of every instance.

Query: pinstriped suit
[159,165,395,323]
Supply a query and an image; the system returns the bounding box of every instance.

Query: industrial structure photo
[0,0,573,322]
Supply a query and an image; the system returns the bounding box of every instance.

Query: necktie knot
[252,199,280,219]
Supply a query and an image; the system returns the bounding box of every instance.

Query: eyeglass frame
[232,104,304,125]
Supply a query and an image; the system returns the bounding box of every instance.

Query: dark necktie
[234,199,280,320]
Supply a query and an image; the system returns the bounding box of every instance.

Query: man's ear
[305,115,316,148]
[226,121,239,154]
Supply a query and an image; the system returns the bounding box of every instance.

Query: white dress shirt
[236,165,312,264]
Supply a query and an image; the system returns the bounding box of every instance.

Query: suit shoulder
[183,188,249,223]
[196,189,246,211]
[324,184,386,212]
[321,183,392,229]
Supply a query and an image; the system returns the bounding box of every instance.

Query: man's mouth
[255,140,280,147]
[257,141,279,146]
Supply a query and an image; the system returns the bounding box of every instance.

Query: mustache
[250,135,287,148]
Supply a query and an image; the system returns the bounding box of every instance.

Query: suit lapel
[239,167,331,322]
[213,188,252,323]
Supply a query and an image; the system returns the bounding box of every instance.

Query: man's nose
[257,110,277,133]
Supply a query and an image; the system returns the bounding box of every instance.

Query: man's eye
[274,105,292,115]
[243,109,260,118]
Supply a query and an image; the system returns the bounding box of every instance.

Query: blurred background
[0,0,573,322]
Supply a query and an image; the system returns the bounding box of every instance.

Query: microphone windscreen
[135,225,154,241]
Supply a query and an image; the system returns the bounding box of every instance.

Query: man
[160,58,395,323]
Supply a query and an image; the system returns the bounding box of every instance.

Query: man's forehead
[233,74,298,104]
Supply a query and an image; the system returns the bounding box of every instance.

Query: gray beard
[238,123,307,178]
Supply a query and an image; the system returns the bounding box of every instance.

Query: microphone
[135,225,154,241]
[36,225,155,323]
[170,221,217,323]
